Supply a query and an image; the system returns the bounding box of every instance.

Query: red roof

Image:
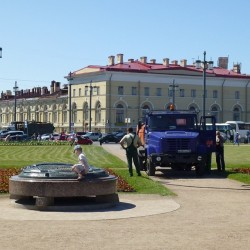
[74,59,250,79]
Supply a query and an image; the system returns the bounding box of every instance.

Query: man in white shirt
[120,127,142,177]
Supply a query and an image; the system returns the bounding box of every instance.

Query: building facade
[66,54,250,133]
[0,81,68,132]
[1,54,250,133]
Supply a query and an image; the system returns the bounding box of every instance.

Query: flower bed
[231,168,250,174]
[0,168,134,193]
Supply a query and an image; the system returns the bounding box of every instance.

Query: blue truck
[137,109,216,176]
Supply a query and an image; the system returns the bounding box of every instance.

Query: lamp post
[169,79,179,107]
[196,51,213,117]
[86,81,97,132]
[13,81,19,130]
[68,72,73,133]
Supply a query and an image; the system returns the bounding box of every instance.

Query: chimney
[140,56,147,63]
[54,81,60,92]
[233,63,241,73]
[41,87,46,95]
[50,81,55,93]
[163,58,169,67]
[128,58,134,63]
[217,57,228,69]
[117,53,124,64]
[37,87,41,95]
[180,59,187,67]
[108,55,115,66]
[150,59,156,64]
[171,60,178,65]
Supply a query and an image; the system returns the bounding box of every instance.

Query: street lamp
[68,72,73,133]
[85,81,97,132]
[168,79,179,107]
[0,47,2,58]
[196,51,213,117]
[13,81,19,129]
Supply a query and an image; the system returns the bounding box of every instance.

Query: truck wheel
[196,159,206,176]
[146,159,155,176]
[138,156,146,171]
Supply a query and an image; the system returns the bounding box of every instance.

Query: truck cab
[138,109,216,176]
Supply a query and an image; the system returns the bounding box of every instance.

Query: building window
[132,87,137,95]
[44,112,48,122]
[72,103,77,123]
[191,89,196,97]
[141,104,151,118]
[168,89,173,97]
[235,91,240,99]
[84,86,88,96]
[63,110,67,123]
[83,103,88,121]
[179,89,185,97]
[213,90,218,98]
[95,102,101,123]
[233,106,241,121]
[53,112,57,123]
[96,87,100,95]
[73,89,76,97]
[116,104,125,123]
[144,87,150,96]
[156,88,162,96]
[118,86,124,95]
[211,105,219,122]
[79,88,82,96]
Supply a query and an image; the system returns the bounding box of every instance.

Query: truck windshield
[148,115,197,131]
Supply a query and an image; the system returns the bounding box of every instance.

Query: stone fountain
[9,162,119,210]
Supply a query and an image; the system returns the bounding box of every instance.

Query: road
[0,142,249,250]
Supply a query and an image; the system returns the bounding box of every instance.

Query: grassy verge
[0,142,250,192]
[210,144,250,184]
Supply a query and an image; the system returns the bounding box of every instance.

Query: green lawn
[0,143,173,196]
[211,144,250,169]
[0,143,249,191]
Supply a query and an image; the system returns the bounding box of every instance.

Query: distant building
[65,54,250,132]
[1,54,250,133]
[0,81,68,132]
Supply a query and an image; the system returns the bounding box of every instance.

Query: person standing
[120,127,142,177]
[216,131,225,172]
[234,132,240,146]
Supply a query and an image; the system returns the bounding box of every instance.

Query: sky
[1,0,250,93]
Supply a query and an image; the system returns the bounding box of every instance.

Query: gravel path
[0,143,249,250]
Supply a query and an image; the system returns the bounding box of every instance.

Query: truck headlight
[156,157,161,162]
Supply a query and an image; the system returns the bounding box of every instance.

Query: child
[72,145,90,180]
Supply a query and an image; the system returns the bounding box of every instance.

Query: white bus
[206,123,234,142]
[225,121,250,143]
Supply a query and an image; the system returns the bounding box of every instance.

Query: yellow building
[67,54,250,133]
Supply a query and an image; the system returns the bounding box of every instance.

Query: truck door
[199,116,216,153]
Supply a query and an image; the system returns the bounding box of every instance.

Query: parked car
[98,133,120,144]
[114,132,126,141]
[0,130,9,136]
[9,134,28,141]
[0,130,26,139]
[76,131,87,136]
[41,133,60,140]
[75,135,93,145]
[0,131,28,141]
[83,132,102,141]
